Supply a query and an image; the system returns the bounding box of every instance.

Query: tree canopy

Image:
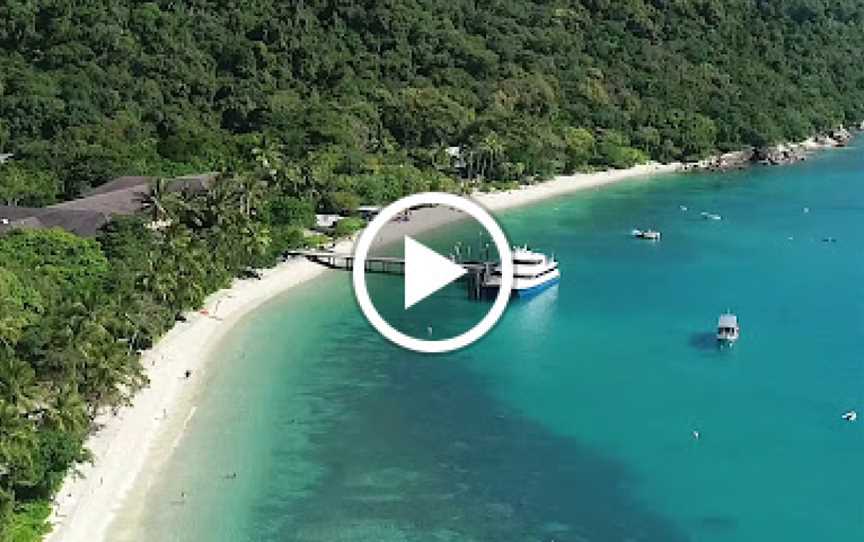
[1,0,863,201]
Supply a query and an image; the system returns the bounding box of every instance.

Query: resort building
[314,214,342,231]
[357,205,382,220]
[0,173,216,237]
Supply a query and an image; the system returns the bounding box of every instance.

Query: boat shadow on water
[688,331,731,352]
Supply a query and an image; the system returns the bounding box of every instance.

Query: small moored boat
[842,410,857,422]
[701,211,722,221]
[716,313,740,344]
[632,228,661,241]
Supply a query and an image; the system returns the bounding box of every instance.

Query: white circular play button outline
[352,192,513,354]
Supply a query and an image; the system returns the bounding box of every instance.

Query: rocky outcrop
[753,143,808,166]
[688,122,861,173]
[688,149,753,172]
[814,134,839,147]
[829,127,852,146]
[751,124,857,166]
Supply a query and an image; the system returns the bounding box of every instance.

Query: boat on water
[701,211,722,221]
[632,228,662,240]
[716,313,740,344]
[483,246,560,297]
[842,410,857,422]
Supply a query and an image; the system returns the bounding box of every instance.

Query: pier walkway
[284,249,496,298]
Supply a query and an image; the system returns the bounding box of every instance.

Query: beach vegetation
[0,165,59,207]
[332,218,366,238]
[2,501,51,542]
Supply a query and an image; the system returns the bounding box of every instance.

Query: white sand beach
[46,161,685,542]
[45,240,354,542]
[473,162,682,211]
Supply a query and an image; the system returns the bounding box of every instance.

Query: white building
[315,214,341,230]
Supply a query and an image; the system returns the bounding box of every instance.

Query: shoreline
[473,162,683,211]
[44,240,355,542]
[43,143,844,541]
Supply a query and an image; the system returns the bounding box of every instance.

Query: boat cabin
[632,228,661,240]
[717,313,740,343]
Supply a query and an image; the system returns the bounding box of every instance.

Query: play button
[352,192,514,354]
[403,236,467,309]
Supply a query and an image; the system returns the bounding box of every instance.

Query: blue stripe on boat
[513,275,560,297]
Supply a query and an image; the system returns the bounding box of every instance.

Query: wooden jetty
[284,250,406,273]
[285,249,497,299]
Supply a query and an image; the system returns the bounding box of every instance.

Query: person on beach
[184,369,192,379]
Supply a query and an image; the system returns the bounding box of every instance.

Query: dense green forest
[2,0,864,539]
[3,0,864,204]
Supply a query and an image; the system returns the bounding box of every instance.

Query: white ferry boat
[483,246,560,297]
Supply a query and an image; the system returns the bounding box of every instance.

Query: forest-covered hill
[2,2,864,539]
[2,0,864,204]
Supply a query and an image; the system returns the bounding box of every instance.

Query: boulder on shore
[830,127,852,146]
[688,149,753,172]
[691,125,857,173]
[753,144,807,166]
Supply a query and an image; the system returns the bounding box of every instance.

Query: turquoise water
[119,142,864,541]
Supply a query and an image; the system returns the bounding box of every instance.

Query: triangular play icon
[404,236,467,309]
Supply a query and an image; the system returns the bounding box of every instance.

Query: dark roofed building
[0,215,45,235]
[37,208,111,237]
[9,216,45,230]
[51,186,150,215]
[0,205,110,238]
[85,176,153,197]
[0,172,217,238]
[171,173,218,193]
[0,205,43,221]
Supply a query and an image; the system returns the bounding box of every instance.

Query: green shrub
[332,217,365,238]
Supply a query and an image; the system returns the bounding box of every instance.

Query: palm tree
[140,177,170,223]
[44,385,88,435]
[0,398,36,479]
[482,132,504,180]
[0,354,38,412]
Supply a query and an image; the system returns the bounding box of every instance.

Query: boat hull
[513,275,561,297]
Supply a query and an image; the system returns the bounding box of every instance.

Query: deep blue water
[116,141,864,541]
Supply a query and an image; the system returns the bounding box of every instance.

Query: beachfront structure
[357,205,382,220]
[483,246,561,297]
[0,173,216,237]
[315,214,341,230]
[0,204,114,237]
[445,146,467,172]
